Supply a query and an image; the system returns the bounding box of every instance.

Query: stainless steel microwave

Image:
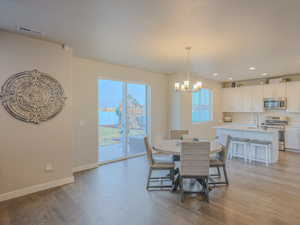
[263,97,287,110]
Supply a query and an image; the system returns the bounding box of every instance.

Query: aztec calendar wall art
[0,69,66,124]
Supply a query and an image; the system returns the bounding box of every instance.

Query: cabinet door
[240,86,252,112]
[263,83,286,98]
[240,86,263,112]
[221,88,231,112]
[286,81,300,112]
[251,85,264,112]
[232,88,242,112]
[222,86,263,112]
[285,127,300,150]
[221,88,236,112]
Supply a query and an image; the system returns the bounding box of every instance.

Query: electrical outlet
[45,163,54,172]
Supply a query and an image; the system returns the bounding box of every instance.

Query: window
[192,88,213,123]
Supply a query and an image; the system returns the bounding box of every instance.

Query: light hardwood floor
[1,151,300,225]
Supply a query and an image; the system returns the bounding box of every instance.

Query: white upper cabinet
[286,81,300,112]
[263,83,286,98]
[221,85,263,112]
[248,85,264,112]
[221,82,300,113]
[221,88,235,112]
[240,86,263,112]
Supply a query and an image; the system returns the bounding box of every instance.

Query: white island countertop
[213,125,280,133]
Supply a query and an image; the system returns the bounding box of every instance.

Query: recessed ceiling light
[249,66,256,70]
[261,73,268,76]
[213,73,219,76]
[228,77,233,80]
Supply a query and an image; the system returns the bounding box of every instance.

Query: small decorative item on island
[0,69,67,124]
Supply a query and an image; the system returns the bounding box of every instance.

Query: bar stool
[228,137,250,162]
[249,140,272,166]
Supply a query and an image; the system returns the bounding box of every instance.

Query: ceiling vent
[17,26,43,36]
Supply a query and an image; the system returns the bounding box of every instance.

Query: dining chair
[144,137,175,190]
[179,141,210,202]
[170,130,189,140]
[170,130,189,161]
[209,135,231,185]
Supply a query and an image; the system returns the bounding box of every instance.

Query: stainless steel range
[261,116,288,151]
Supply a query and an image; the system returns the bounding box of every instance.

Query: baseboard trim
[98,152,146,166]
[72,163,99,173]
[0,176,74,202]
[285,148,300,153]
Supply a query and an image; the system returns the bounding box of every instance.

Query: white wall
[0,31,73,196]
[169,73,223,139]
[72,57,169,168]
[0,31,169,198]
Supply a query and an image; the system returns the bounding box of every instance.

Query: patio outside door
[98,79,149,163]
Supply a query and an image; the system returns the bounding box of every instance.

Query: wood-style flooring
[1,151,300,225]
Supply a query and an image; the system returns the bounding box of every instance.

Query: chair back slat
[224,135,232,161]
[170,130,189,140]
[217,135,232,163]
[144,137,154,165]
[180,141,210,177]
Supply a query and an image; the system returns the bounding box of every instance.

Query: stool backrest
[180,141,210,177]
[144,137,154,166]
[170,130,189,140]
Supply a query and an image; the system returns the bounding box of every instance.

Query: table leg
[172,174,180,192]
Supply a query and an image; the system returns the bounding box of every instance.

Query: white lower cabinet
[285,127,300,150]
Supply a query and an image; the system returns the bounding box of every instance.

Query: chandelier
[174,47,202,92]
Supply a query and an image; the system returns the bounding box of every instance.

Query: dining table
[153,139,224,192]
[153,139,223,156]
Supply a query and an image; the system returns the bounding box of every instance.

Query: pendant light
[174,47,202,92]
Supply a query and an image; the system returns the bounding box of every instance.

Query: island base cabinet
[229,143,271,163]
[216,128,279,164]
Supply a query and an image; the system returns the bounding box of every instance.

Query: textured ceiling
[1,0,300,81]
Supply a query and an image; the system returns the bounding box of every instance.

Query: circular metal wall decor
[0,69,66,124]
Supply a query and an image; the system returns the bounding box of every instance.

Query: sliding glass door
[127,83,148,157]
[98,79,149,163]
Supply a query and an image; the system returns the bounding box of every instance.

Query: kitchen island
[214,125,280,163]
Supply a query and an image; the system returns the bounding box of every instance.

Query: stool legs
[249,143,271,166]
[243,144,247,163]
[228,139,272,166]
[229,142,249,162]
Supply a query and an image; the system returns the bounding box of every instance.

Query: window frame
[191,88,214,124]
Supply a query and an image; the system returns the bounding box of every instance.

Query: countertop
[214,125,280,133]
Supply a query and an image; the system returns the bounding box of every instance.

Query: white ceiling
[1,0,300,81]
